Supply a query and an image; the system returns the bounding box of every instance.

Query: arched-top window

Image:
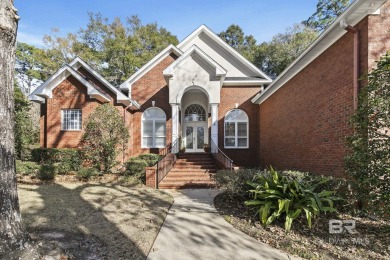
[142,107,166,148]
[224,109,249,148]
[184,104,206,122]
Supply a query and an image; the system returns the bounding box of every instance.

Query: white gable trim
[252,0,387,105]
[178,25,272,82]
[163,45,227,79]
[29,65,110,104]
[69,57,135,107]
[119,44,183,93]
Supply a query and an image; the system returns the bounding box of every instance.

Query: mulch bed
[214,191,390,260]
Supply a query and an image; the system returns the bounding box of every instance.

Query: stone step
[173,164,217,169]
[175,160,215,165]
[169,168,218,173]
[158,181,216,189]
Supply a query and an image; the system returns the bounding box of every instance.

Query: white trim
[69,57,136,107]
[29,65,110,103]
[252,0,387,105]
[120,44,183,92]
[141,107,167,149]
[224,109,249,149]
[178,25,272,83]
[223,79,270,86]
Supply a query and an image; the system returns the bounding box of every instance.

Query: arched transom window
[184,104,206,122]
[224,109,249,148]
[142,107,166,148]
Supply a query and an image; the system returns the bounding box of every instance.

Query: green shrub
[213,169,259,196]
[138,153,161,166]
[16,160,40,176]
[77,167,99,180]
[124,158,148,182]
[38,164,57,181]
[31,148,81,171]
[245,167,339,232]
[55,162,73,175]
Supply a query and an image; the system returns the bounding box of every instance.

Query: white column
[171,104,179,153]
[210,103,218,153]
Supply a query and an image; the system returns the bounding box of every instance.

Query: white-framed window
[142,107,166,148]
[61,109,82,131]
[224,109,249,148]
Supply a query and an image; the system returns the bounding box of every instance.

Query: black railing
[210,138,233,171]
[155,138,179,188]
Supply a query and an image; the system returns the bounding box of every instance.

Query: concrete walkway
[147,189,297,260]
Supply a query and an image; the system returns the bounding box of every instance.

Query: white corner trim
[252,0,387,105]
[163,44,227,78]
[69,57,132,106]
[119,44,183,92]
[223,79,271,86]
[178,25,272,82]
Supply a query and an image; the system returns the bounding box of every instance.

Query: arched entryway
[181,89,209,153]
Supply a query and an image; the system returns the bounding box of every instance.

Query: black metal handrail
[210,138,233,171]
[155,138,179,188]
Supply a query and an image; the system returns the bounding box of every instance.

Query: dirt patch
[214,192,390,260]
[17,183,173,259]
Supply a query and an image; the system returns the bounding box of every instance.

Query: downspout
[341,21,360,111]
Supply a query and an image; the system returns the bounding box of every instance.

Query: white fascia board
[163,45,227,77]
[28,94,45,103]
[223,79,271,86]
[178,25,272,81]
[30,65,110,103]
[69,57,131,106]
[119,44,183,91]
[252,0,387,105]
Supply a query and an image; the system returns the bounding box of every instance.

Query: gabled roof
[163,45,227,77]
[252,0,387,105]
[69,57,137,107]
[119,44,183,92]
[178,24,272,83]
[29,57,139,108]
[29,64,110,104]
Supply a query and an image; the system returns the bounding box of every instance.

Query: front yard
[18,182,173,259]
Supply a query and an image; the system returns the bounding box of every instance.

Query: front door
[185,123,206,152]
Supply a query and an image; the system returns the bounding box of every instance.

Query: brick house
[29,0,389,186]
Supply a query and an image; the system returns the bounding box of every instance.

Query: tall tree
[303,0,350,31]
[0,0,28,253]
[219,25,258,63]
[254,24,318,78]
[15,42,44,94]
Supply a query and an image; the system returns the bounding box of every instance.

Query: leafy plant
[245,167,338,232]
[15,160,40,176]
[213,169,258,196]
[38,164,57,181]
[80,104,129,173]
[124,158,148,182]
[138,153,161,167]
[345,52,390,218]
[77,167,99,180]
[31,148,81,171]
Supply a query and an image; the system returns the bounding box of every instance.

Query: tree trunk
[0,0,26,253]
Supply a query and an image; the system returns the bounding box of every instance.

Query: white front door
[184,123,206,152]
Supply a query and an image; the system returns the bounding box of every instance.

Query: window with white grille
[61,109,82,130]
[142,107,166,148]
[224,109,249,148]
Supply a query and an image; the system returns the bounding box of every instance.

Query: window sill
[224,147,249,149]
[141,146,166,149]
[61,129,82,132]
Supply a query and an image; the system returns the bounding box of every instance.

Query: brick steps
[158,153,218,189]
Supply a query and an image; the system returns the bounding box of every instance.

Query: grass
[18,182,173,259]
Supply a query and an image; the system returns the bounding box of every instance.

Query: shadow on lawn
[19,183,172,259]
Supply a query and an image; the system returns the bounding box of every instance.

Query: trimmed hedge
[77,167,99,180]
[31,148,82,171]
[16,160,40,176]
[138,153,161,167]
[38,164,57,180]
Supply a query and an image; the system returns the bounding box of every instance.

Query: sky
[15,0,319,47]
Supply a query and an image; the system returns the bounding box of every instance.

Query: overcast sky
[15,0,319,47]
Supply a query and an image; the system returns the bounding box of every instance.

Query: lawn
[18,182,173,259]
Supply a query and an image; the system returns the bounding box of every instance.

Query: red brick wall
[130,53,177,156]
[42,72,133,162]
[259,26,359,177]
[257,10,389,177]
[368,1,390,71]
[219,86,260,167]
